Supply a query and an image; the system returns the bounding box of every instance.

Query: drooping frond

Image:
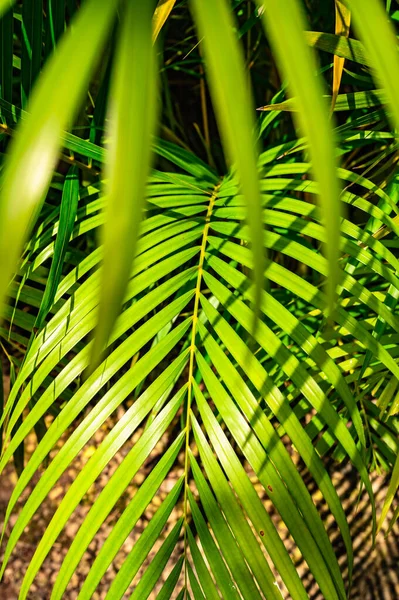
[1,126,398,596]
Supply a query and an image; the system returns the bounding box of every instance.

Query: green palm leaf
[1,2,399,598]
[0,0,118,317]
[256,0,341,316]
[3,148,398,595]
[190,0,265,319]
[92,0,158,368]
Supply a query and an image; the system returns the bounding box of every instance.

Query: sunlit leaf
[0,0,118,320]
[0,0,13,20]
[349,0,399,134]
[190,0,265,321]
[255,0,341,318]
[331,1,351,111]
[153,0,176,41]
[92,0,158,368]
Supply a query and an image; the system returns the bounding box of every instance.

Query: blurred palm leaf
[92,0,158,368]
[0,1,13,20]
[256,0,341,317]
[0,0,118,320]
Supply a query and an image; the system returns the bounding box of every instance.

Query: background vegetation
[0,0,399,598]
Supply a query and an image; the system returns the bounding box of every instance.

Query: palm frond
[1,1,399,597]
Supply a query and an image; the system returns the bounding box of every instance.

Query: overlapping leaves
[1,0,399,598]
[1,126,399,596]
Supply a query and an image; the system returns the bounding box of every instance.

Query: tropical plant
[0,0,399,598]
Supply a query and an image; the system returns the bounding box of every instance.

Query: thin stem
[182,181,220,596]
